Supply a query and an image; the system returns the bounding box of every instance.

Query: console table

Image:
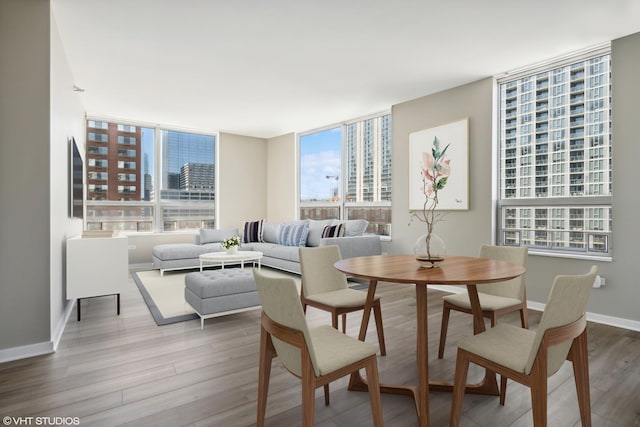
[66,235,128,320]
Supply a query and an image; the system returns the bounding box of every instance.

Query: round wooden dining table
[334,254,527,427]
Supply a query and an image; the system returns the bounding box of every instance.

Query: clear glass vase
[414,231,446,268]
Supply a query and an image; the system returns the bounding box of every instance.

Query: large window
[299,113,392,237]
[85,119,216,232]
[497,50,612,258]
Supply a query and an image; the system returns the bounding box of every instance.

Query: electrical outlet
[128,244,136,250]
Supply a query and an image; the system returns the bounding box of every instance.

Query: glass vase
[414,231,446,268]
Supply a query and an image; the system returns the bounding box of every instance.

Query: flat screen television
[70,137,84,219]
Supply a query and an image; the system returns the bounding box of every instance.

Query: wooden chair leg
[364,358,384,427]
[438,302,451,359]
[373,301,386,356]
[323,384,330,406]
[341,313,347,333]
[331,312,339,330]
[520,305,529,329]
[490,313,497,328]
[257,328,275,427]
[450,349,470,427]
[500,375,507,406]
[530,371,548,427]
[301,361,316,427]
[571,332,592,427]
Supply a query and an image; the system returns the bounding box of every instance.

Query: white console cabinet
[67,235,128,320]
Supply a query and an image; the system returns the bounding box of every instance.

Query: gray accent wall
[0,0,85,358]
[0,0,52,352]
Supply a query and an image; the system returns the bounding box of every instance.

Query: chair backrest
[299,245,349,297]
[524,265,598,376]
[477,244,528,300]
[253,268,321,377]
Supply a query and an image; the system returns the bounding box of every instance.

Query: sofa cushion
[306,219,333,247]
[262,222,282,244]
[243,219,264,243]
[251,242,301,263]
[278,222,310,247]
[152,243,212,261]
[322,223,345,238]
[199,228,238,244]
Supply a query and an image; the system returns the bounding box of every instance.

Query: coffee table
[199,250,263,271]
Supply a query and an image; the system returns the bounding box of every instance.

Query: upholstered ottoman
[184,269,261,329]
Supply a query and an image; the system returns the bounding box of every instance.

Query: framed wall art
[409,118,469,211]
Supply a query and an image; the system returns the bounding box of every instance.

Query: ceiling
[51,0,640,139]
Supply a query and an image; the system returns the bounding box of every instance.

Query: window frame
[85,116,218,233]
[298,111,392,238]
[495,45,612,261]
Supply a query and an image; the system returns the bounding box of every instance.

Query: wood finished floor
[1,269,639,427]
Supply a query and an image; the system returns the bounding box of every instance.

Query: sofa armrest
[318,235,381,259]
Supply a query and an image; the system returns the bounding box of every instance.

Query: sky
[299,127,342,201]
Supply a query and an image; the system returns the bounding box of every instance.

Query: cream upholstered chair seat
[305,288,381,308]
[438,244,528,359]
[299,245,386,356]
[254,268,383,427]
[456,323,536,373]
[307,325,378,375]
[450,266,598,427]
[442,292,522,312]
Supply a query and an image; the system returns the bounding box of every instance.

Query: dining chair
[438,244,528,358]
[253,268,384,427]
[450,266,598,427]
[299,245,386,356]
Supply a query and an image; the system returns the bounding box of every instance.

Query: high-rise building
[498,54,612,253]
[180,163,215,190]
[345,114,392,203]
[86,121,142,201]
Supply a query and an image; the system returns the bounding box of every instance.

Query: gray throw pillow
[262,222,282,243]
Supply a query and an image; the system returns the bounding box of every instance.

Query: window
[299,112,392,237]
[497,50,612,258]
[85,119,216,232]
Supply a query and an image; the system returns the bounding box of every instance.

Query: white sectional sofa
[152,219,382,276]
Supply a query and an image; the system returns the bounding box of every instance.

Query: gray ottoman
[185,269,261,329]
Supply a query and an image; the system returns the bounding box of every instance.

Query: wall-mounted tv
[69,137,84,219]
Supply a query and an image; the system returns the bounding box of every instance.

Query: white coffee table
[199,251,263,271]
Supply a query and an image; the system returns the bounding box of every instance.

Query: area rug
[132,270,199,326]
[132,268,366,326]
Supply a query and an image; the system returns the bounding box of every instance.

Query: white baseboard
[0,341,54,364]
[428,285,640,333]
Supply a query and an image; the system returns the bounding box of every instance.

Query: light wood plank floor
[1,269,638,427]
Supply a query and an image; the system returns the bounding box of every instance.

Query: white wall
[266,132,297,221]
[50,13,86,344]
[217,132,268,229]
